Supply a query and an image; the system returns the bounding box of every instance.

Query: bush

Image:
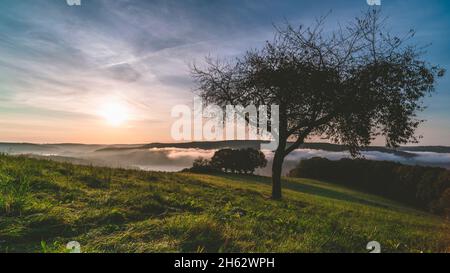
[211,148,267,174]
[185,148,267,175]
[187,158,219,174]
[289,157,450,216]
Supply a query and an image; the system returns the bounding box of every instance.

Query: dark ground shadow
[213,173,395,210]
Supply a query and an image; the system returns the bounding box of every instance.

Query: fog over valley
[2,142,450,176]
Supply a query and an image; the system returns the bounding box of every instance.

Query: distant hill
[2,141,449,158]
[0,143,119,155]
[399,146,450,153]
[95,140,263,152]
[0,143,59,153]
[95,140,418,158]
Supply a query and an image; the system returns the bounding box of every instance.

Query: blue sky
[0,0,449,144]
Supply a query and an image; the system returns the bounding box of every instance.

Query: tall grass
[0,155,31,215]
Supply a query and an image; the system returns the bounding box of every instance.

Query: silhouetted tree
[211,148,267,174]
[211,149,234,172]
[193,10,445,199]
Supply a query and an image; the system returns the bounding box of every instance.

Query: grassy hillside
[0,154,449,253]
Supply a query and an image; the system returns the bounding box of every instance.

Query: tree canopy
[211,148,267,174]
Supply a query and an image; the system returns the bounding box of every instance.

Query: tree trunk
[271,131,287,200]
[271,103,287,200]
[271,150,285,200]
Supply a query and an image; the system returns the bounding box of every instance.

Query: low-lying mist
[2,143,450,176]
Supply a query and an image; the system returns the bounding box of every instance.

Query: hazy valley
[2,141,450,176]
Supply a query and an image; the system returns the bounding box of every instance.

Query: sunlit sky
[0,0,449,144]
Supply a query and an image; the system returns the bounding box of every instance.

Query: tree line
[289,157,450,217]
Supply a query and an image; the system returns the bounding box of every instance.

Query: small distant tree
[211,148,267,174]
[193,10,445,200]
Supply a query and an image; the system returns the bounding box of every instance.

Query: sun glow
[99,100,129,126]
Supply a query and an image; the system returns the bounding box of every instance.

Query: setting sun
[99,101,129,126]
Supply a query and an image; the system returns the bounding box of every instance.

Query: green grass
[0,154,449,253]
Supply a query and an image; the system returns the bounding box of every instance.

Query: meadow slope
[0,154,449,253]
